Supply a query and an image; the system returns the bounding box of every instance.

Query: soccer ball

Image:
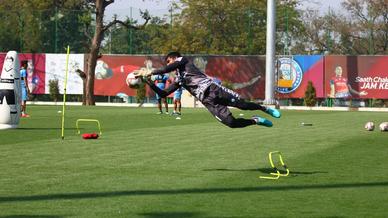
[364,121,375,131]
[379,122,388,132]
[95,60,113,79]
[126,72,143,89]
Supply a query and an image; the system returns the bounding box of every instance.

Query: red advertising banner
[2,53,387,100]
[94,55,165,97]
[94,55,266,99]
[205,56,265,99]
[325,56,388,99]
[0,53,46,94]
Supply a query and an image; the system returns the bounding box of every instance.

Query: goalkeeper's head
[165,51,182,65]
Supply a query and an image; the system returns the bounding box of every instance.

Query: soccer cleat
[265,107,281,118]
[171,111,181,116]
[156,111,163,114]
[252,116,273,127]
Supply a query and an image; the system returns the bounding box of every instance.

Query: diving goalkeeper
[135,52,281,128]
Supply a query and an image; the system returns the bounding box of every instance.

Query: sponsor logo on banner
[276,58,303,94]
[355,76,388,90]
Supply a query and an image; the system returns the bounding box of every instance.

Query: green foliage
[12,0,388,56]
[160,0,303,55]
[170,0,267,54]
[0,0,91,53]
[99,0,304,55]
[1,0,304,55]
[102,16,169,54]
[48,79,60,102]
[304,81,317,106]
[300,0,388,55]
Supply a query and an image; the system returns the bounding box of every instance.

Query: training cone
[82,133,99,139]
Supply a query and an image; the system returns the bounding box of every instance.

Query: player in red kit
[328,66,367,99]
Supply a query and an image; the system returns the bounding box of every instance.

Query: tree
[101,16,166,54]
[165,0,269,54]
[0,0,49,52]
[276,0,306,55]
[43,1,93,53]
[342,0,388,54]
[299,0,388,55]
[146,0,304,55]
[0,0,91,53]
[82,0,150,105]
[48,79,60,102]
[99,0,304,55]
[304,81,317,106]
[0,4,20,51]
[295,9,335,54]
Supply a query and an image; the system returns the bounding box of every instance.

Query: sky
[300,0,344,13]
[105,0,345,21]
[105,0,174,21]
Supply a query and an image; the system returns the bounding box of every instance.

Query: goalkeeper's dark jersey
[151,57,213,101]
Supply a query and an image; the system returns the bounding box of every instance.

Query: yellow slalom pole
[61,46,70,140]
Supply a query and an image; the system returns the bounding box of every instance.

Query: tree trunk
[85,48,98,105]
[85,0,105,105]
[82,0,149,105]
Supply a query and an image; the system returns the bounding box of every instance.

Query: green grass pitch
[0,105,387,217]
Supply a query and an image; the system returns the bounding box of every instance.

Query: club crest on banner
[276,57,303,94]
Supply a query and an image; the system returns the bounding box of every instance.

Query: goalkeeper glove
[133,68,152,78]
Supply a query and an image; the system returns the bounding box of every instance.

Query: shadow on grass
[203,168,328,176]
[139,212,199,218]
[17,128,78,130]
[0,181,387,203]
[0,216,65,218]
[139,212,254,218]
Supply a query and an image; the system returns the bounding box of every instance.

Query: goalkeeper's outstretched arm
[152,57,189,75]
[145,79,180,98]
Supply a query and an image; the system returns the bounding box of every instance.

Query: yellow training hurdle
[260,151,290,180]
[76,119,102,135]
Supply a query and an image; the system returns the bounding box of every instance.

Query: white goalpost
[264,0,276,105]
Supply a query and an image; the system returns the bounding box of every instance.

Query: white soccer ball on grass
[379,122,388,132]
[364,121,375,131]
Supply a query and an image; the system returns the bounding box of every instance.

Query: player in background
[135,52,281,128]
[154,73,169,114]
[172,87,182,115]
[20,61,30,118]
[168,71,183,115]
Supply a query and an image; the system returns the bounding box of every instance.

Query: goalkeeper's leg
[209,84,281,118]
[202,93,272,128]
